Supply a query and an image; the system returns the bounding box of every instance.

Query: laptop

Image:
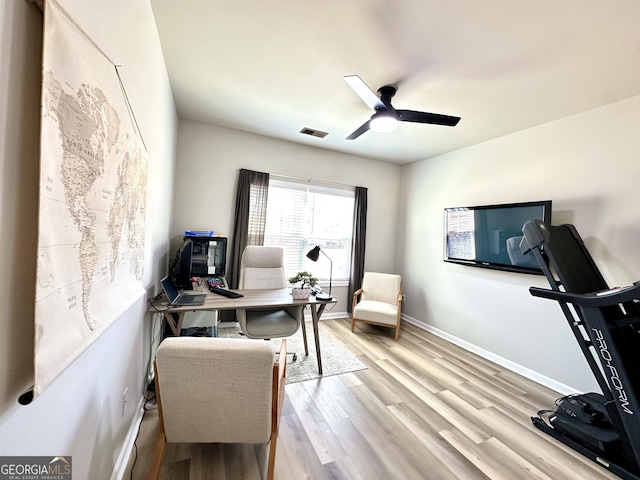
[161,276,206,306]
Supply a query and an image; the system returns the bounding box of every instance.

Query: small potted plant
[288,271,318,299]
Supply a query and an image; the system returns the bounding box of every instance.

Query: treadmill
[520,219,640,479]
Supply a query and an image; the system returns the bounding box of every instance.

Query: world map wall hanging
[34,0,148,398]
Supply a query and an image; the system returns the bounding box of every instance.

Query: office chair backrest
[361,272,402,305]
[239,246,287,289]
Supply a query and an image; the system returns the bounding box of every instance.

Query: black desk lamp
[306,246,333,300]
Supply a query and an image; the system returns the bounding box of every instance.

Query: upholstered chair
[352,272,403,340]
[149,337,287,480]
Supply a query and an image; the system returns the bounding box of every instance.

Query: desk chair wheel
[261,338,297,362]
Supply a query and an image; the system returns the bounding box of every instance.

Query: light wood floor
[124,318,618,480]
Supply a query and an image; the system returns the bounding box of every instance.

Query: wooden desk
[150,288,336,374]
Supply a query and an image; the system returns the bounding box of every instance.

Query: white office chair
[236,246,308,359]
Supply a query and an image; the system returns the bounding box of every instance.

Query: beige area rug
[216,321,367,383]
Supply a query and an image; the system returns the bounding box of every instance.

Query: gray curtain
[348,186,367,312]
[228,169,269,289]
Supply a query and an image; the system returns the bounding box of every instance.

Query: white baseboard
[402,314,575,396]
[110,396,147,480]
[306,311,349,321]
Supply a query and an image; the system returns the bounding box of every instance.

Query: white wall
[0,0,177,478]
[173,120,403,312]
[399,96,640,393]
[0,0,42,425]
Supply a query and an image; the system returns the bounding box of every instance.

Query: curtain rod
[270,173,358,190]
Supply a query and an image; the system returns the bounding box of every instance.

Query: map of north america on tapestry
[35,0,147,397]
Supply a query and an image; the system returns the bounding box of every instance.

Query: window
[263,177,354,284]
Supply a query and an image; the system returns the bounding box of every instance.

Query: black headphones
[582,403,612,428]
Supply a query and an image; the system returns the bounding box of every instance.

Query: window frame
[263,176,355,287]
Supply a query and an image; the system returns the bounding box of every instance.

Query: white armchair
[352,272,403,340]
[149,337,287,480]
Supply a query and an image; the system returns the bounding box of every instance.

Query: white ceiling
[150,0,640,165]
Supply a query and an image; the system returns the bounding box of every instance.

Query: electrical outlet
[402,293,406,302]
[122,387,128,416]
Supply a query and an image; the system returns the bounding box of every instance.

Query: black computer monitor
[170,238,193,290]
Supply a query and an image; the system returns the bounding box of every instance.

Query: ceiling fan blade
[346,119,371,140]
[397,109,461,127]
[343,75,384,110]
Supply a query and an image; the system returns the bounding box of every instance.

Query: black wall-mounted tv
[444,200,552,275]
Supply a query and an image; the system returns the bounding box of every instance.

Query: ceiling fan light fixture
[369,112,398,133]
[343,75,461,140]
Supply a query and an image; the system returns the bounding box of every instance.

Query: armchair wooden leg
[351,316,356,332]
[148,433,167,480]
[394,308,402,340]
[267,432,278,480]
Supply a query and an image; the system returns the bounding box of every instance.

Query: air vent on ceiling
[300,127,328,138]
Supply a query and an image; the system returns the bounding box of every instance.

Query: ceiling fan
[343,75,461,140]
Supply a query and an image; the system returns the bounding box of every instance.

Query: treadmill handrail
[529,281,640,307]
